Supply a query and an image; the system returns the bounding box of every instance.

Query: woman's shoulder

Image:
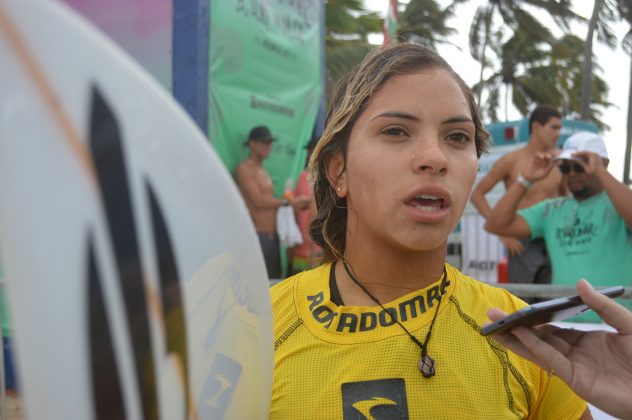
[448,265,528,315]
[270,264,331,332]
[270,264,329,302]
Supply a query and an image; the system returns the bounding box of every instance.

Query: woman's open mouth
[406,194,446,212]
[404,189,451,223]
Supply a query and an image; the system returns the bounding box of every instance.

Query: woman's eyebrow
[370,111,420,122]
[441,116,473,125]
[370,113,473,125]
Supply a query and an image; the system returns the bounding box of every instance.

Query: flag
[382,0,398,46]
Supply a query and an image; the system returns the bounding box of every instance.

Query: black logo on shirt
[555,212,599,249]
[306,280,449,333]
[342,379,408,419]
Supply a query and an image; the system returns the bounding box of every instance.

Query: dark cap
[248,125,276,143]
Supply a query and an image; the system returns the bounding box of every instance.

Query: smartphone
[480,286,625,336]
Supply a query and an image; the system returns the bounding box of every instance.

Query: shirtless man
[235,125,309,279]
[471,105,564,285]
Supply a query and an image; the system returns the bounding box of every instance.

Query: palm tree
[580,0,620,120]
[397,0,458,48]
[325,43,375,100]
[325,0,458,101]
[326,0,381,47]
[472,32,610,128]
[618,1,632,183]
[579,0,631,182]
[324,0,381,101]
[545,34,611,128]
[466,0,580,106]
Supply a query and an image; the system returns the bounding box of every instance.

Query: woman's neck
[338,241,447,306]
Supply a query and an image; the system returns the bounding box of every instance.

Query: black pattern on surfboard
[86,85,190,419]
[88,231,125,419]
[147,178,190,418]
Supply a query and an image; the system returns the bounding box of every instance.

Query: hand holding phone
[480,286,624,336]
[483,279,632,420]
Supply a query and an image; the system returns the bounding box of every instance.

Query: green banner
[0,242,10,337]
[209,0,322,195]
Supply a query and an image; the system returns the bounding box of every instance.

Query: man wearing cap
[486,131,632,321]
[471,105,564,286]
[235,125,310,279]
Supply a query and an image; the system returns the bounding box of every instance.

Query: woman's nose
[411,139,447,175]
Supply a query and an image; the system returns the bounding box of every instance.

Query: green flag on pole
[383,0,398,46]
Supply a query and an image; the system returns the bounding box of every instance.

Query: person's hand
[522,152,556,183]
[500,236,524,256]
[486,279,632,420]
[572,151,608,177]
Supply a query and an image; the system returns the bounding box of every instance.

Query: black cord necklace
[342,261,447,378]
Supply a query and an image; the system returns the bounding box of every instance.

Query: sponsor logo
[342,379,408,419]
[306,280,449,333]
[468,260,497,270]
[250,95,294,117]
[198,354,243,419]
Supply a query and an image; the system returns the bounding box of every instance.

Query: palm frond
[512,8,555,44]
[524,0,583,31]
[398,0,458,48]
[325,43,374,102]
[468,5,493,61]
[623,29,632,54]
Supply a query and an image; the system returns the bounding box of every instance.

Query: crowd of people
[486,130,632,321]
[232,43,632,418]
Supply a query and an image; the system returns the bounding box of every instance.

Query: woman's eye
[446,132,472,143]
[382,127,408,137]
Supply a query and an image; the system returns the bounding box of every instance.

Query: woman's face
[333,69,478,254]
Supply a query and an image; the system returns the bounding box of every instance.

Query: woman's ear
[325,151,347,198]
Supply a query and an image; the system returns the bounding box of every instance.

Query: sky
[364,0,631,182]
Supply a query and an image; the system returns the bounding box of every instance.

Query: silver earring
[337,186,341,192]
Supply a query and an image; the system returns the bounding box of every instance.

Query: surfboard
[0,0,273,419]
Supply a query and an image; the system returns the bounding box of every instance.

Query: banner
[209,0,323,195]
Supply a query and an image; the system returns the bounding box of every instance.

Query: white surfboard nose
[0,1,273,419]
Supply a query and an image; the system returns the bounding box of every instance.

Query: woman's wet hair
[308,43,490,262]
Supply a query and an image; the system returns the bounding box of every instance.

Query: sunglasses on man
[557,160,585,175]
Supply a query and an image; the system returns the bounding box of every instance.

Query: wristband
[516,174,533,189]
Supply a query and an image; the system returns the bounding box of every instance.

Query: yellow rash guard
[270,263,586,419]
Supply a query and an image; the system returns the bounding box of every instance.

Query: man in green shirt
[486,132,632,322]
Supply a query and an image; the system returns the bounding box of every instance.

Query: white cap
[555,131,608,161]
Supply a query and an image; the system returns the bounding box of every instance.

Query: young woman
[269,43,589,419]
